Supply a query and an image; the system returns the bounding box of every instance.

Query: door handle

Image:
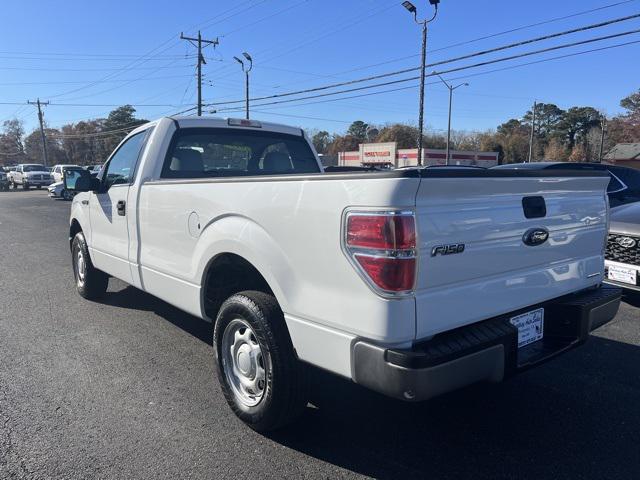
[116,200,126,216]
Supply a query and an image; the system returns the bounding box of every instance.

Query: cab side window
[102,131,147,189]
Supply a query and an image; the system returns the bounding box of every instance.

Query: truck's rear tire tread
[214,290,307,432]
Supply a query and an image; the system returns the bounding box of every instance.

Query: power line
[429,0,638,54]
[0,102,191,107]
[47,124,143,139]
[0,74,194,86]
[248,0,640,95]
[204,0,639,92]
[212,37,640,113]
[201,14,640,109]
[0,54,196,61]
[220,0,310,37]
[205,2,398,84]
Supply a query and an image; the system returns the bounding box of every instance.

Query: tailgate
[414,171,609,339]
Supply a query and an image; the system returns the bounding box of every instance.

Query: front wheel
[22,183,29,190]
[71,232,108,300]
[62,189,71,200]
[214,291,307,432]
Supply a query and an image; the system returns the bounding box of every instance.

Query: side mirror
[64,169,99,192]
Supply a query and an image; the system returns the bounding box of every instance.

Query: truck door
[88,130,148,284]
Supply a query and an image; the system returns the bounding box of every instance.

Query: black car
[492,162,640,208]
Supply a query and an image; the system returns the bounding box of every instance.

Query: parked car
[8,164,53,190]
[48,181,76,200]
[492,162,640,207]
[0,169,9,190]
[604,201,640,292]
[64,116,621,431]
[51,164,81,183]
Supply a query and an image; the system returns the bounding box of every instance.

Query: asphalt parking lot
[1,190,639,479]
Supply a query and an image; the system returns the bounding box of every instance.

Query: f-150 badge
[431,243,465,256]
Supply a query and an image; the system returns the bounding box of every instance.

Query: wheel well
[203,253,273,321]
[69,220,82,249]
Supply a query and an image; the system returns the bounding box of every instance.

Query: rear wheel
[22,183,29,190]
[62,189,71,200]
[71,232,108,300]
[214,291,307,432]
[36,185,42,190]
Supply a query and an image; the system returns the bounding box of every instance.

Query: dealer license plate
[608,265,637,285]
[510,308,544,348]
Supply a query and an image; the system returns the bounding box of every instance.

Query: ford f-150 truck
[64,116,622,431]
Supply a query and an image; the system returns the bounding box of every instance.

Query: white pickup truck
[64,116,621,431]
[9,163,53,189]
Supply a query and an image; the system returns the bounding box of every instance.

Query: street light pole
[402,0,439,166]
[234,52,253,119]
[436,74,468,165]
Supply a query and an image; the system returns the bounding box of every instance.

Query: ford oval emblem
[523,228,549,246]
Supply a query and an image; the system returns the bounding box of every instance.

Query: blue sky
[1,0,639,135]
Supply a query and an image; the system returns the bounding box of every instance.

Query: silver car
[605,201,640,291]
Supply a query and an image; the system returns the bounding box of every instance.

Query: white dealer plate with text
[510,308,544,349]
[608,265,637,285]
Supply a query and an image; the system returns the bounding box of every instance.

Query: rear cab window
[161,128,320,179]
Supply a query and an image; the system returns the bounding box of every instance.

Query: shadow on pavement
[268,337,640,479]
[101,283,212,345]
[623,291,640,308]
[99,283,640,479]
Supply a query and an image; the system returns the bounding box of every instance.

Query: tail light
[343,211,417,295]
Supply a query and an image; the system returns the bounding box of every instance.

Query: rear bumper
[352,285,621,402]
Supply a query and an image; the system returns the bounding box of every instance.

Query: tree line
[1,89,638,166]
[310,88,640,164]
[0,105,147,166]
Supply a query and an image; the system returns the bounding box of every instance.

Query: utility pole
[598,115,607,163]
[234,52,253,119]
[402,0,439,166]
[436,75,468,165]
[180,31,219,116]
[27,98,50,166]
[527,101,537,163]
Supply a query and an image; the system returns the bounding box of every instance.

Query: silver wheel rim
[221,318,266,407]
[75,249,86,287]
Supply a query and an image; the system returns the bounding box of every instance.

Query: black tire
[62,189,70,201]
[36,185,42,190]
[214,291,307,432]
[22,183,29,190]
[71,232,108,300]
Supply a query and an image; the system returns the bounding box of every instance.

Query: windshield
[23,165,47,172]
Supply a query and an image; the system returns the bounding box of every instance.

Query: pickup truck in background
[51,164,81,183]
[64,116,621,431]
[9,163,53,190]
